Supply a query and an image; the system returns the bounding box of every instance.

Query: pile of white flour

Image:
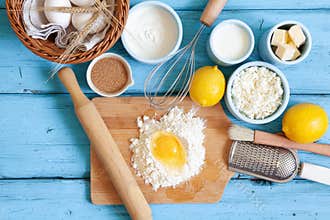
[130,107,206,191]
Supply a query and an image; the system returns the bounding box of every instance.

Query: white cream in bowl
[121,1,182,64]
[207,19,254,66]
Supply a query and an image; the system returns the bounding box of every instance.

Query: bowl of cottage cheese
[225,61,290,124]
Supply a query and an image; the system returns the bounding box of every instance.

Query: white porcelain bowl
[86,53,134,97]
[225,61,290,124]
[207,19,255,66]
[259,20,312,66]
[121,1,183,64]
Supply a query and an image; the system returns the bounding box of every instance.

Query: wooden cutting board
[90,97,234,204]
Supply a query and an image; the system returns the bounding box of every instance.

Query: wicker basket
[6,0,129,64]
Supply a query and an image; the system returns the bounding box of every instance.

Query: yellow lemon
[282,103,329,144]
[189,66,226,107]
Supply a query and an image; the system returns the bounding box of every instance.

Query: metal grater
[228,141,299,183]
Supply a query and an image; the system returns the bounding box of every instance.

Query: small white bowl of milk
[207,19,255,66]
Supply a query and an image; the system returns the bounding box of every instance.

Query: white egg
[71,13,93,31]
[71,13,107,34]
[70,0,95,7]
[44,0,72,29]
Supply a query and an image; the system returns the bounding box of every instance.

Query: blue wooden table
[1,0,330,219]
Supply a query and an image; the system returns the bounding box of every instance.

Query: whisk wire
[161,55,191,108]
[154,46,190,97]
[144,24,206,109]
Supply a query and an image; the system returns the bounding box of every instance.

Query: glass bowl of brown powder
[87,53,134,97]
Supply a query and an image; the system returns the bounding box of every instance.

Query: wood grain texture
[90,97,234,204]
[1,9,330,94]
[1,179,330,219]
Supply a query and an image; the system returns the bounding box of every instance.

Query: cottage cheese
[130,107,205,191]
[232,66,284,119]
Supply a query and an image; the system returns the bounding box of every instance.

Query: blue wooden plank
[2,0,330,10]
[1,9,330,94]
[0,94,329,178]
[0,179,329,219]
[0,1,329,219]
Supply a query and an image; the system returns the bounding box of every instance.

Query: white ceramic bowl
[259,20,312,66]
[207,19,255,66]
[86,53,134,97]
[121,1,183,64]
[225,61,290,124]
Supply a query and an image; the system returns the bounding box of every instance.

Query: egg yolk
[151,131,187,169]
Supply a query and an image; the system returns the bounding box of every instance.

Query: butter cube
[292,48,301,60]
[288,41,301,60]
[275,44,296,61]
[271,29,289,46]
[288,41,296,47]
[288,25,306,47]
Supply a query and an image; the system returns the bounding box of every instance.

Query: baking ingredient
[288,25,306,47]
[275,43,298,61]
[123,5,179,60]
[288,41,301,59]
[211,23,251,61]
[70,0,95,6]
[151,131,187,169]
[91,57,128,93]
[189,66,225,107]
[232,66,283,119]
[72,13,94,31]
[44,0,72,28]
[130,107,205,191]
[71,13,106,34]
[282,103,329,144]
[271,25,306,61]
[271,29,289,46]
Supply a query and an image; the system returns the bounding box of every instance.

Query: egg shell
[71,13,107,34]
[44,0,72,29]
[70,0,95,7]
[71,13,93,31]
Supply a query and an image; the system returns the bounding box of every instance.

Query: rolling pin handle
[58,67,89,108]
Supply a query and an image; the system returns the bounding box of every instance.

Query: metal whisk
[144,0,228,109]
[229,141,330,185]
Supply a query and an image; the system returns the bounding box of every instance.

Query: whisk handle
[300,163,330,186]
[200,0,228,26]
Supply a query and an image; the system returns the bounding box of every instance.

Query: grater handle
[299,163,330,186]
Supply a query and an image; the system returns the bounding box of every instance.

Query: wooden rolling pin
[58,67,152,220]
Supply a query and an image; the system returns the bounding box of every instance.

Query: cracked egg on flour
[130,107,206,191]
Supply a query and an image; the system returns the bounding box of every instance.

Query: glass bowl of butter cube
[259,21,312,65]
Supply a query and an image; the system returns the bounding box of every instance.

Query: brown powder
[91,57,129,93]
